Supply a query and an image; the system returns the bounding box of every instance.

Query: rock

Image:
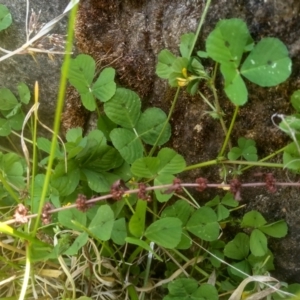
[0,0,69,141]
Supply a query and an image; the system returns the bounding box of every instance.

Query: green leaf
[145,217,182,249]
[193,284,219,300]
[97,114,117,141]
[228,137,258,161]
[65,138,87,160]
[125,237,163,261]
[167,278,198,297]
[51,162,80,196]
[88,205,114,241]
[168,57,189,87]
[186,207,219,241]
[111,218,127,245]
[205,195,220,207]
[0,118,11,136]
[113,161,132,182]
[228,147,242,160]
[291,90,300,112]
[161,200,194,225]
[241,210,267,228]
[64,232,89,255]
[104,88,141,128]
[66,127,83,143]
[17,82,31,104]
[0,5,12,31]
[250,229,268,256]
[180,33,195,58]
[241,37,292,87]
[0,153,25,188]
[283,142,300,171]
[176,230,192,250]
[217,204,230,221]
[2,103,21,119]
[259,220,288,238]
[248,250,275,272]
[81,169,110,193]
[83,145,123,172]
[131,157,160,178]
[154,173,175,203]
[187,79,200,96]
[282,115,300,135]
[209,248,224,268]
[220,63,248,106]
[273,283,300,300]
[228,260,251,280]
[136,108,171,146]
[156,49,177,79]
[0,88,18,110]
[157,148,186,174]
[129,199,147,237]
[81,91,96,111]
[110,128,143,164]
[224,233,250,260]
[67,54,95,93]
[37,137,61,157]
[8,112,24,131]
[221,192,239,207]
[92,67,116,102]
[197,51,208,58]
[58,208,87,231]
[206,18,251,68]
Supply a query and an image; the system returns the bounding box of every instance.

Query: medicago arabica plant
[1,1,300,299]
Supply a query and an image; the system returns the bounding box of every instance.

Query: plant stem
[188,0,212,58]
[149,0,211,157]
[19,244,31,300]
[219,105,239,157]
[30,82,39,209]
[140,242,155,300]
[241,145,287,172]
[32,4,78,235]
[184,159,218,171]
[184,157,284,172]
[223,160,284,168]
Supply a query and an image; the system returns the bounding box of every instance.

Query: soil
[66,0,300,283]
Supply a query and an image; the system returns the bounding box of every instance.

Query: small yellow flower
[182,67,188,78]
[177,68,198,87]
[177,77,189,86]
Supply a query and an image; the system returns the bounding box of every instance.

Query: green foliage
[0,85,28,136]
[186,206,220,241]
[206,19,291,105]
[205,193,239,221]
[163,279,218,300]
[131,148,186,202]
[65,54,116,110]
[227,137,258,161]
[157,18,291,106]
[0,5,12,31]
[278,89,300,173]
[0,152,25,189]
[0,10,297,299]
[145,217,182,249]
